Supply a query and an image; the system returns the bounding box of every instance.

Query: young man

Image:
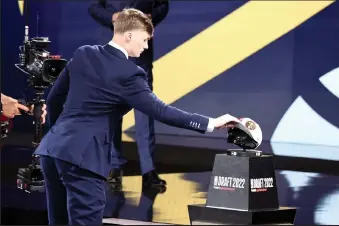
[34,8,240,225]
[88,0,169,188]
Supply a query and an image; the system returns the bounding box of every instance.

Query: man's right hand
[1,94,30,118]
[213,114,241,129]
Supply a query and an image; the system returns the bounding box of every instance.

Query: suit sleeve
[46,63,70,127]
[152,0,169,27]
[88,2,117,29]
[121,72,209,133]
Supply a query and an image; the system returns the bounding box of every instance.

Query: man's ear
[126,32,132,42]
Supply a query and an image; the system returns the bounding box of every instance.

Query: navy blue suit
[88,0,169,174]
[34,44,209,225]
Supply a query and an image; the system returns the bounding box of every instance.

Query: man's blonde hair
[114,8,154,36]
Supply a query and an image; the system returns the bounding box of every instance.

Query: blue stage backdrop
[2,1,339,225]
[2,0,339,156]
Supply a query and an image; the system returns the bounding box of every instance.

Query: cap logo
[245,121,256,130]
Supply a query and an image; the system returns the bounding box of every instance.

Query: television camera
[15,26,67,193]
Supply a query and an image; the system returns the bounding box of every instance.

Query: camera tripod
[17,89,46,193]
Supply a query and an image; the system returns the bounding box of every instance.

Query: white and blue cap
[235,118,263,148]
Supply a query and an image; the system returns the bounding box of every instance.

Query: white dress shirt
[108,40,128,59]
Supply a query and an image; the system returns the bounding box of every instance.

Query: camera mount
[15,12,67,193]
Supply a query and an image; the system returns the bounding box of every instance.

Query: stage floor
[1,140,339,225]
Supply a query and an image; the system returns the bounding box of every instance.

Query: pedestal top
[222,149,273,157]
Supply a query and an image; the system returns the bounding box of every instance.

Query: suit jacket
[88,0,169,70]
[34,44,209,178]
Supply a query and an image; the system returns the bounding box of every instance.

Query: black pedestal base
[188,204,297,225]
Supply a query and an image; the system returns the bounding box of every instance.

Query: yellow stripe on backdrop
[122,0,334,141]
[18,0,24,15]
[17,0,334,141]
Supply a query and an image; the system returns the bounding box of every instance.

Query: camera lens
[42,59,67,83]
[47,66,58,78]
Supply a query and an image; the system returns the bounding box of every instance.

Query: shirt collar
[108,40,128,59]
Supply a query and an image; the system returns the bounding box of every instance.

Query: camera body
[16,27,67,89]
[15,26,67,193]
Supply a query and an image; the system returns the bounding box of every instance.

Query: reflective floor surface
[1,141,339,225]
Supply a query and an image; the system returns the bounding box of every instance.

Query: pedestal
[188,150,297,225]
[188,205,296,225]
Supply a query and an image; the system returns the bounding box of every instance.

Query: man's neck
[110,36,129,59]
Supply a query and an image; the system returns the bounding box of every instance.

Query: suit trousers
[40,156,106,225]
[110,68,156,174]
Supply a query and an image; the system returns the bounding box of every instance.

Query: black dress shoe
[142,185,167,196]
[142,170,167,187]
[107,168,122,190]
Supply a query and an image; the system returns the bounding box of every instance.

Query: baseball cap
[235,118,263,148]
